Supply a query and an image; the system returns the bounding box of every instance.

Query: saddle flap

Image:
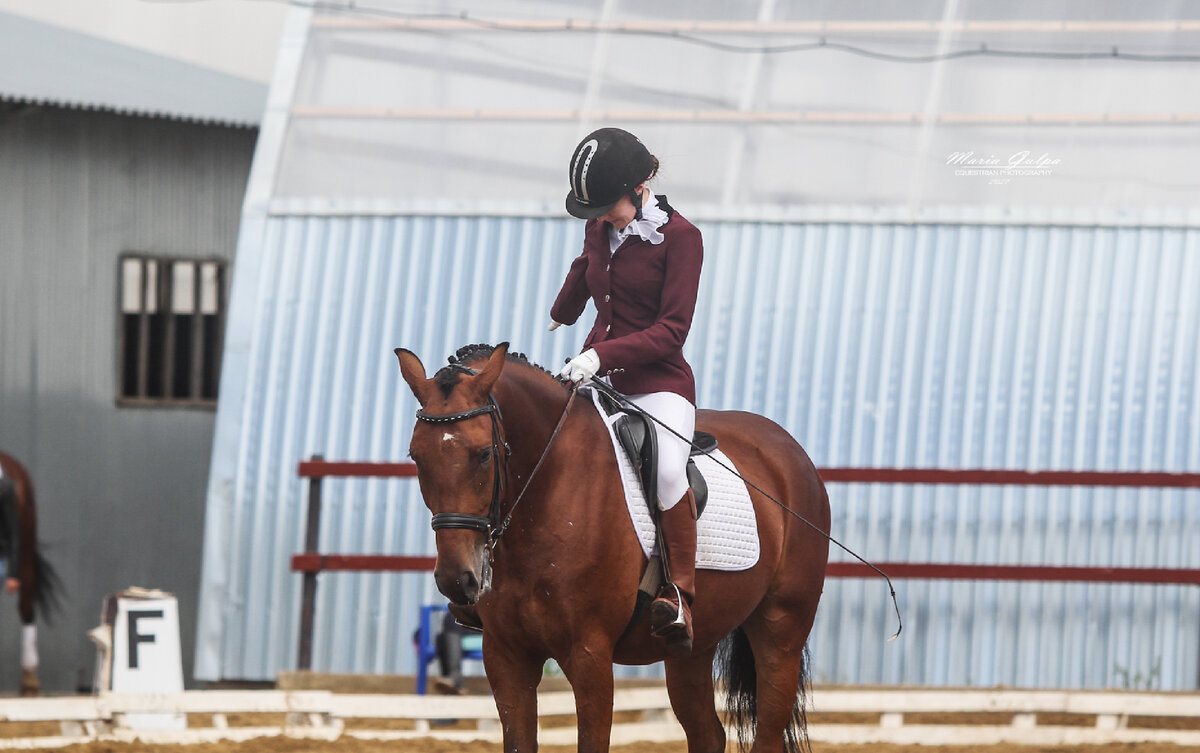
[686,459,708,518]
[614,413,657,515]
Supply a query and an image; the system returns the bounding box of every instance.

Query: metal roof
[0,10,266,127]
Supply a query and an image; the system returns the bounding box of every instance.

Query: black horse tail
[716,627,811,753]
[32,548,64,624]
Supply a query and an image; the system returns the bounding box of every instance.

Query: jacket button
[606,325,611,332]
[606,264,611,272]
[604,294,610,302]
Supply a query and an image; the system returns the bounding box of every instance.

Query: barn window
[119,256,226,406]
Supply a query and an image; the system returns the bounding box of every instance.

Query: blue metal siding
[198,214,1200,688]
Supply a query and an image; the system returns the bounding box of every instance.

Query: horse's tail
[32,548,64,624]
[716,627,811,753]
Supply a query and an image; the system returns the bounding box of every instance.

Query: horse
[0,452,61,696]
[395,343,830,753]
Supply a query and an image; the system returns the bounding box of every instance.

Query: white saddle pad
[587,389,760,571]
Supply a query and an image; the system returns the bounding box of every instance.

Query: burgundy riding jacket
[550,203,703,405]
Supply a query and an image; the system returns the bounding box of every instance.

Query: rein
[415,374,579,553]
[586,378,905,642]
[489,383,578,547]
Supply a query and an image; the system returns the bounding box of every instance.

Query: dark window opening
[119,256,226,406]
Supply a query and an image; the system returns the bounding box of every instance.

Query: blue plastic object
[415,604,485,694]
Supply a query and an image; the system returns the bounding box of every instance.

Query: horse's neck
[494,370,571,461]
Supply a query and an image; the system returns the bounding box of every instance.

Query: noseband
[416,376,511,536]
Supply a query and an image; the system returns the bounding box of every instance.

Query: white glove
[548,320,563,331]
[558,349,600,383]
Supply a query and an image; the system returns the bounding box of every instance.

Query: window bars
[119,256,225,406]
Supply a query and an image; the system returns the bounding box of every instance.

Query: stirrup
[650,583,688,636]
[662,582,687,628]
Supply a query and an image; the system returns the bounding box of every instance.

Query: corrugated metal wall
[0,105,255,691]
[198,212,1200,689]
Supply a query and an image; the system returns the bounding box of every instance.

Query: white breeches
[622,390,696,509]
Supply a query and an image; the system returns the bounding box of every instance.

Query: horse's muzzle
[434,548,492,605]
[436,566,491,605]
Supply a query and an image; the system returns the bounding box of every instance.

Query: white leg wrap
[22,624,38,671]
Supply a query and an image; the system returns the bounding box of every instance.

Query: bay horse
[396,343,830,753]
[0,451,61,696]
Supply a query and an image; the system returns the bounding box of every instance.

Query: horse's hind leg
[665,645,724,753]
[17,580,38,696]
[18,625,39,697]
[16,487,39,697]
[741,595,820,753]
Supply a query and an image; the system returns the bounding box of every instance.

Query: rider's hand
[558,349,600,383]
[4,578,18,594]
[548,320,563,331]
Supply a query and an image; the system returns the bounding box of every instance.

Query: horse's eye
[479,448,493,465]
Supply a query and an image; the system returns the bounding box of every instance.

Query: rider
[550,127,703,653]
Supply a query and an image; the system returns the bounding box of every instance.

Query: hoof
[19,669,40,697]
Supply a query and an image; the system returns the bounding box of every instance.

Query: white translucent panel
[200,263,220,314]
[271,0,1200,208]
[121,258,143,314]
[144,262,158,314]
[172,262,196,314]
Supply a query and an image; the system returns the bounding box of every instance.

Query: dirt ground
[8,676,1197,752]
[39,738,1200,753]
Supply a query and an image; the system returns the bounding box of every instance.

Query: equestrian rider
[551,127,703,653]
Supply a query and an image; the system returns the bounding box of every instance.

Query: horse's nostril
[458,570,480,602]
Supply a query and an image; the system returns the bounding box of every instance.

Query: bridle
[416,368,511,536]
[414,365,578,550]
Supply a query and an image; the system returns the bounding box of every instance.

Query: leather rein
[415,368,578,552]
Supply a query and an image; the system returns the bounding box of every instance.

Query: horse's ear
[395,348,434,405]
[471,342,509,395]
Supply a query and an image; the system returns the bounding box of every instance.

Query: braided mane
[433,343,560,396]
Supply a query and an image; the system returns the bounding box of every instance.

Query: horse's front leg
[484,632,545,753]
[559,633,617,753]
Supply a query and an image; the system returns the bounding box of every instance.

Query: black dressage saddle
[594,389,715,519]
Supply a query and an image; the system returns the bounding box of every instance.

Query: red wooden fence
[292,456,1200,669]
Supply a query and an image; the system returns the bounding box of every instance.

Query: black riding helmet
[565,127,656,221]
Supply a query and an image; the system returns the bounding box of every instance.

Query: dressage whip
[584,377,903,642]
